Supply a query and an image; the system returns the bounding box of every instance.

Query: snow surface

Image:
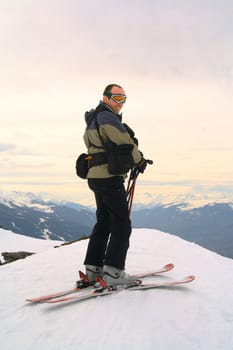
[0,228,62,263]
[1,228,233,350]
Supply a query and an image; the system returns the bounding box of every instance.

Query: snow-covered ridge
[1,228,233,350]
[0,190,54,212]
[0,228,62,263]
[2,189,233,211]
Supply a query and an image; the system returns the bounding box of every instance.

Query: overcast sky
[1,0,233,206]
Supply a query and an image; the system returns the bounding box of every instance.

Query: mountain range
[131,203,233,259]
[0,192,95,242]
[0,191,232,259]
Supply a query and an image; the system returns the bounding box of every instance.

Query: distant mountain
[0,191,232,259]
[0,192,95,241]
[131,203,233,259]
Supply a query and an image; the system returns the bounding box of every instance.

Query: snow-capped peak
[0,190,53,212]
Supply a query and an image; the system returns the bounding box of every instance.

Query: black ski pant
[84,176,131,270]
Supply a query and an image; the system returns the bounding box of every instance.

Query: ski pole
[127,159,153,216]
[127,169,139,216]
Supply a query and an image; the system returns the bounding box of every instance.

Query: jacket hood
[84,109,96,125]
[84,101,122,125]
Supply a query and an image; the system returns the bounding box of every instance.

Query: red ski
[128,275,195,291]
[26,263,174,303]
[42,275,195,304]
[26,271,90,303]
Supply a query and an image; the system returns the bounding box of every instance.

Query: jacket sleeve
[97,111,143,165]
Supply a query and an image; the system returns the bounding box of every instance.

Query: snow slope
[0,228,62,263]
[1,228,233,350]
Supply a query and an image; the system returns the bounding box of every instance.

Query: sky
[1,0,233,206]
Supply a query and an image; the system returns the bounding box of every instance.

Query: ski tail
[26,287,80,303]
[26,271,91,303]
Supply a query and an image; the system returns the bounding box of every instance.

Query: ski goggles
[104,91,127,104]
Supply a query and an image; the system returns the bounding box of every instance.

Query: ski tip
[164,263,175,271]
[185,275,195,282]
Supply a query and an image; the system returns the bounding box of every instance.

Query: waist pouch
[75,153,89,179]
[105,142,134,175]
[75,152,107,179]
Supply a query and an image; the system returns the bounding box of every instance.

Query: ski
[26,271,91,303]
[42,275,195,304]
[26,263,174,303]
[128,275,195,291]
[132,263,174,279]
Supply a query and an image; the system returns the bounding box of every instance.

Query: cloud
[1,0,233,85]
[0,144,15,152]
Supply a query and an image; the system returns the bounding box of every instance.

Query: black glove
[136,158,147,173]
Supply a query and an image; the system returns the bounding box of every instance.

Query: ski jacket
[83,102,143,178]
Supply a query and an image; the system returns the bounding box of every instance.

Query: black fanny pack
[75,153,89,179]
[105,141,134,175]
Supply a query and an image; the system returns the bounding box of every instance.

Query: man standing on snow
[83,83,147,286]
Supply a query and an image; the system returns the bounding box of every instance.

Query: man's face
[103,86,127,114]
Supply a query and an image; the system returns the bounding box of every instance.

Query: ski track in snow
[1,228,233,350]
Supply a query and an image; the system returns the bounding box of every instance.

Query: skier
[82,83,147,286]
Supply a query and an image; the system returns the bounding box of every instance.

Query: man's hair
[103,84,123,96]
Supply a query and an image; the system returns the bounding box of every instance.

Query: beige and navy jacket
[83,102,143,178]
